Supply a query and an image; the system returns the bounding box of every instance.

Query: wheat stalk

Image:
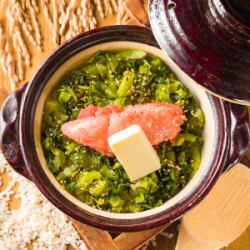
[15,23,31,67]
[7,6,26,80]
[8,6,30,80]
[66,13,78,39]
[79,0,96,32]
[20,0,26,9]
[31,0,39,13]
[0,0,7,12]
[12,0,40,49]
[59,0,66,25]
[80,0,87,30]
[13,0,32,32]
[52,0,59,45]
[1,0,130,91]
[111,0,118,12]
[7,3,31,67]
[104,0,113,16]
[28,0,42,50]
[5,42,18,91]
[15,35,24,81]
[88,1,97,29]
[94,0,104,18]
[76,7,83,33]
[0,24,8,75]
[42,0,53,28]
[117,0,125,24]
[72,13,80,36]
[59,0,81,35]
[122,13,131,23]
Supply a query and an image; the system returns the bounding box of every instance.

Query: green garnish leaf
[41,50,205,213]
[116,50,146,60]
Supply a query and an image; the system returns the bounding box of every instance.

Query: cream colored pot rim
[34,41,216,220]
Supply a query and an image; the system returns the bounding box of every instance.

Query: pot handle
[0,83,31,180]
[224,104,250,172]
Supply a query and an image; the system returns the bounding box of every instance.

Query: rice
[0,154,87,250]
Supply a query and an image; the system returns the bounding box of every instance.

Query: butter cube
[108,125,161,182]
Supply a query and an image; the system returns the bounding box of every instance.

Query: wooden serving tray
[72,221,167,250]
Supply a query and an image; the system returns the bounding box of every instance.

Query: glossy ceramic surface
[149,0,250,104]
[0,26,249,232]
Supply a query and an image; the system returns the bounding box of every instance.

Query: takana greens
[42,50,205,213]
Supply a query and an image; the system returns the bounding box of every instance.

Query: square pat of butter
[108,125,161,182]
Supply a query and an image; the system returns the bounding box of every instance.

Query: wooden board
[0,1,249,250]
[176,164,250,250]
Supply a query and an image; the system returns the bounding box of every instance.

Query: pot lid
[149,0,250,105]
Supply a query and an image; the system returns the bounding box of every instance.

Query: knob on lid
[149,0,250,104]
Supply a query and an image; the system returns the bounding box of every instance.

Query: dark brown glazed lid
[149,0,250,105]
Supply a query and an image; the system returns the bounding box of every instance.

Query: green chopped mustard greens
[41,50,205,213]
